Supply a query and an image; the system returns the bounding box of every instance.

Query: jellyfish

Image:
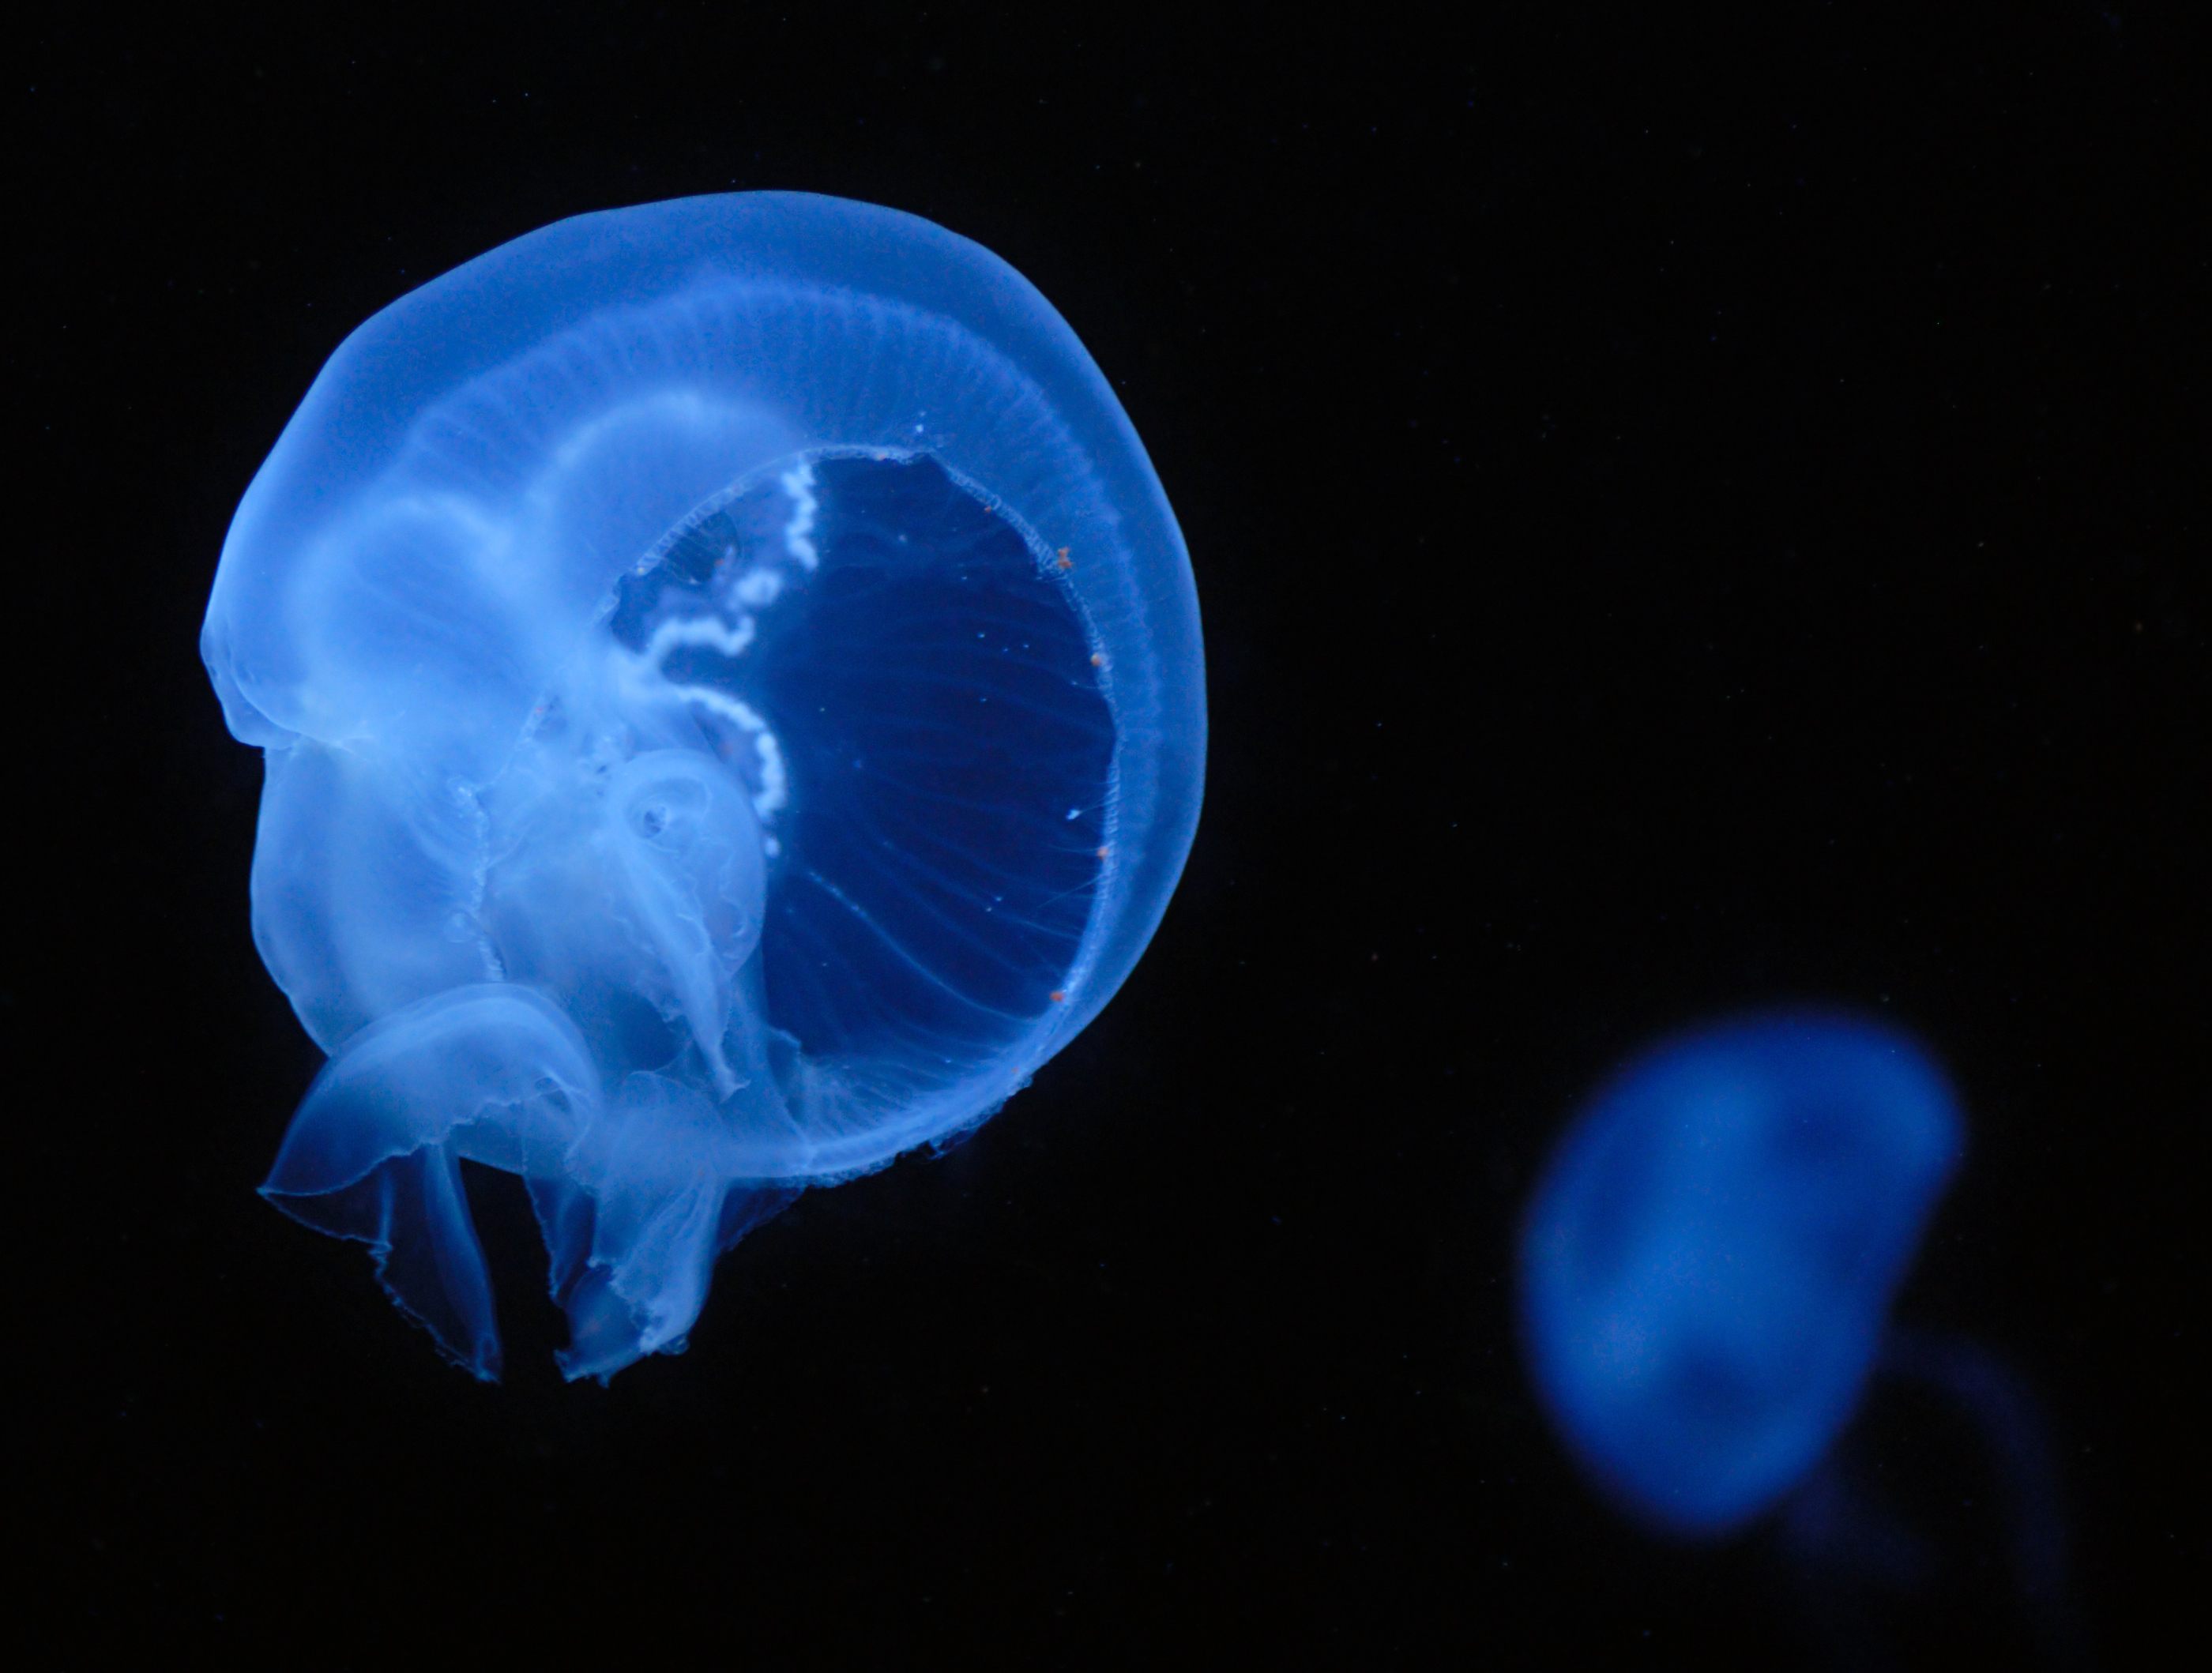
[201,193,1205,1382]
[1518,1012,2079,1660]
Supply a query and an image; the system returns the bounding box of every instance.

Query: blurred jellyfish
[204,193,1205,1381]
[1518,1011,2079,1662]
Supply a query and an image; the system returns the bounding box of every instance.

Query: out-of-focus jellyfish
[1520,1012,1962,1535]
[202,193,1205,1381]
[1519,1011,2078,1660]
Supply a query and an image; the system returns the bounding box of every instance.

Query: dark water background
[19,4,2203,1663]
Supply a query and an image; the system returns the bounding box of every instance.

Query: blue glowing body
[203,194,1205,1379]
[1518,1013,1963,1536]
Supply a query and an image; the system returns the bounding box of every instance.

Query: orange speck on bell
[1048,989,1067,1003]
[1055,547,1074,570]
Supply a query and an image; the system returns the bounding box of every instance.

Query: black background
[19,4,2205,1665]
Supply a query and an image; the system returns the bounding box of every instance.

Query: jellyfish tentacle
[261,983,600,1379]
[1876,1328,2084,1657]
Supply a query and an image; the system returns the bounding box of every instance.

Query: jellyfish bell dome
[204,192,1205,1378]
[1518,1011,1965,1536]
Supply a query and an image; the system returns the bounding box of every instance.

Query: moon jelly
[1518,1012,1964,1536]
[203,193,1205,1380]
